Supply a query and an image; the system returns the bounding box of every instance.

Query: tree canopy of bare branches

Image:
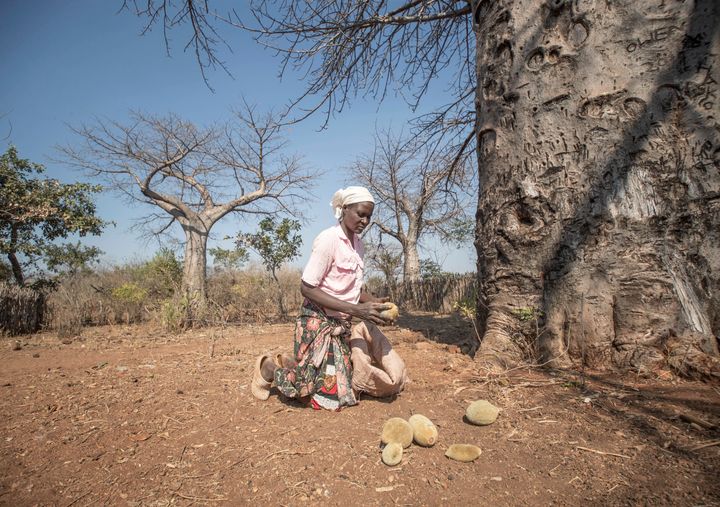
[245,1,473,121]
[122,1,477,165]
[353,128,473,282]
[62,105,315,324]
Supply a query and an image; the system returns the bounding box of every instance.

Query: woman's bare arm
[300,281,388,324]
[359,290,389,304]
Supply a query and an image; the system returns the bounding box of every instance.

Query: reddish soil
[1,312,719,506]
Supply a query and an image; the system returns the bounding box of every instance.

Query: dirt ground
[1,312,719,506]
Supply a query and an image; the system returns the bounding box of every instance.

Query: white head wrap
[330,186,375,220]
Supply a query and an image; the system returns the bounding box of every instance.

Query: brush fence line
[395,274,477,314]
[0,283,45,336]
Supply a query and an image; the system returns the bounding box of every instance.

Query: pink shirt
[301,224,365,318]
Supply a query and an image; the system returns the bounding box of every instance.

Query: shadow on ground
[395,311,476,352]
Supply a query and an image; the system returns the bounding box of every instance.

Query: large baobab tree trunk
[472,0,720,378]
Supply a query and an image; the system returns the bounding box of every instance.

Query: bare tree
[62,106,314,325]
[363,240,402,300]
[352,128,472,282]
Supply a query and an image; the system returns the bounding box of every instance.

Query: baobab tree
[351,129,473,282]
[125,1,720,376]
[63,106,314,325]
[363,241,403,299]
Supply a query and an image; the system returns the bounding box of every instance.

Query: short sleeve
[301,231,336,286]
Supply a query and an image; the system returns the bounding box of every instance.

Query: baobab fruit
[465,400,499,425]
[408,414,438,447]
[381,442,403,466]
[379,303,399,322]
[445,444,482,462]
[381,417,413,448]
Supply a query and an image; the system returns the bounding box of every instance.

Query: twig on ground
[509,381,557,389]
[689,439,720,451]
[64,491,91,507]
[576,446,631,459]
[180,458,246,479]
[262,448,315,461]
[174,492,226,502]
[678,413,717,430]
[278,426,298,436]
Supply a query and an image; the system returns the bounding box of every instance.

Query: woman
[251,186,407,410]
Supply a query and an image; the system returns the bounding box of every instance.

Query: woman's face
[342,202,374,235]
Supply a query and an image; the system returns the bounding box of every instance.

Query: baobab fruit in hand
[381,442,403,466]
[381,417,413,448]
[408,414,438,447]
[379,302,399,322]
[445,444,482,462]
[465,399,499,425]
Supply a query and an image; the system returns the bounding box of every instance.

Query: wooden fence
[394,274,477,314]
[0,283,45,336]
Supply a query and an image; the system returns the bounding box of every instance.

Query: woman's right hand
[353,302,391,325]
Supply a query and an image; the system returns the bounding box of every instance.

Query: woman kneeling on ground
[251,186,408,410]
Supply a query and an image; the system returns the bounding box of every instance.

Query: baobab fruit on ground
[445,444,482,462]
[381,442,403,466]
[381,417,413,448]
[465,400,500,425]
[408,414,438,447]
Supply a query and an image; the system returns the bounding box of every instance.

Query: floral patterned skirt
[273,300,357,411]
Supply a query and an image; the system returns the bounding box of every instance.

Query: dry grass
[45,263,304,334]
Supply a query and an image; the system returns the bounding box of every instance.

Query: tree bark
[180,219,210,325]
[8,227,24,286]
[271,268,287,319]
[403,237,421,283]
[472,0,720,375]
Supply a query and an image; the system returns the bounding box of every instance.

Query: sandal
[251,355,271,401]
[274,353,285,369]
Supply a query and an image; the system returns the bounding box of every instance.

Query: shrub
[110,282,147,324]
[135,248,182,299]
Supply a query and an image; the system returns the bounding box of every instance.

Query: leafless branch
[120,0,233,90]
[236,0,474,127]
[59,107,318,239]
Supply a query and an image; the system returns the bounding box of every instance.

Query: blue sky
[1,0,476,273]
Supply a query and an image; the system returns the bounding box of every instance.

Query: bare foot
[277,353,297,369]
[260,357,276,382]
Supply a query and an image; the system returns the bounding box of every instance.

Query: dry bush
[207,263,302,323]
[47,252,181,331]
[46,267,148,333]
[46,257,303,333]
